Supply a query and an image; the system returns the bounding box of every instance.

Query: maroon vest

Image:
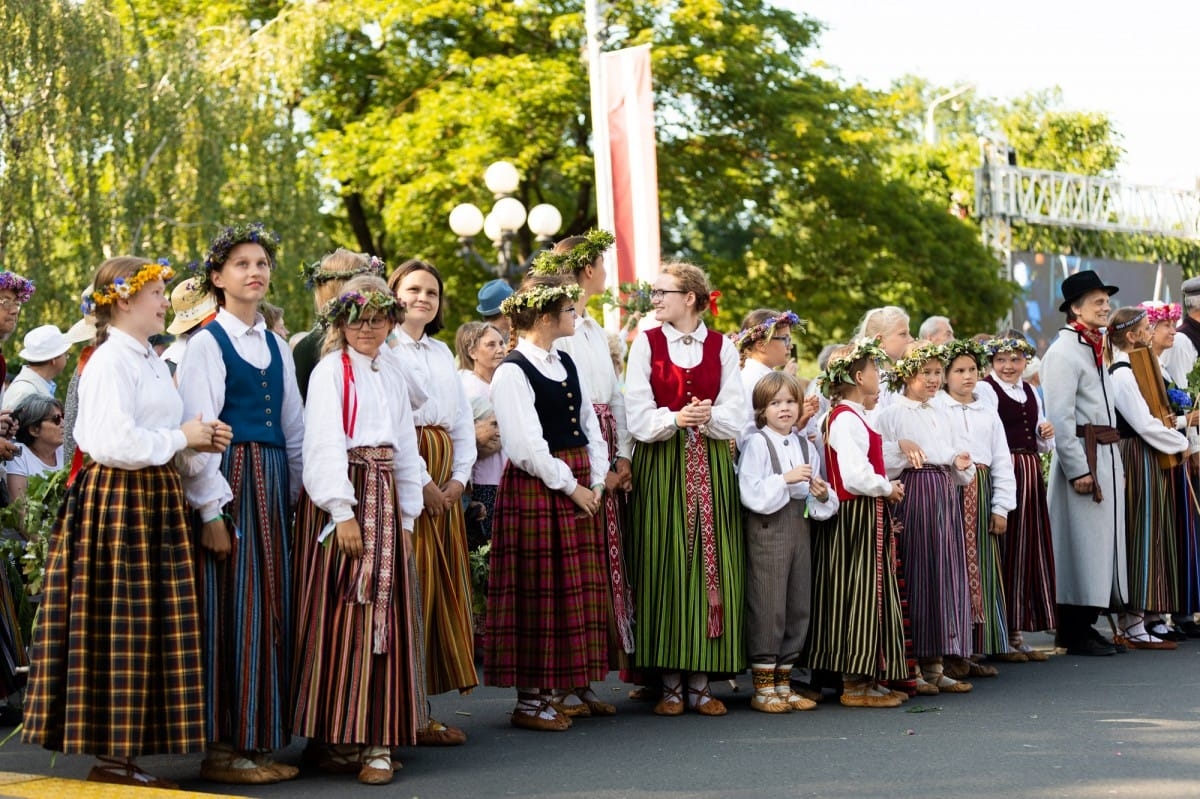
[984,374,1038,453]
[645,326,723,411]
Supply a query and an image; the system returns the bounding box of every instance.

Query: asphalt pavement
[5,630,1200,799]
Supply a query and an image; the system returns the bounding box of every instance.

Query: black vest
[504,349,588,452]
[983,375,1039,453]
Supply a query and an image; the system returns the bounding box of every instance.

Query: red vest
[646,326,723,411]
[825,403,885,501]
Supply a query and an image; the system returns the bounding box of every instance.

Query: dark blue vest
[203,321,286,448]
[504,350,588,453]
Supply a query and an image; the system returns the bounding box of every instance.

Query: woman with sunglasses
[7,395,64,501]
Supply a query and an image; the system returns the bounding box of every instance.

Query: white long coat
[1041,326,1128,608]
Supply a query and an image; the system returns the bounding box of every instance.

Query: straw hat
[167,277,218,336]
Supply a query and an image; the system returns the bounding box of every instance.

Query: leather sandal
[687,683,727,716]
[416,718,468,746]
[776,687,817,711]
[653,681,685,716]
[965,660,999,678]
[1016,644,1049,662]
[511,697,571,732]
[575,688,617,716]
[929,673,972,693]
[88,758,179,790]
[318,744,363,775]
[551,698,592,718]
[628,684,660,702]
[750,693,792,713]
[358,747,395,785]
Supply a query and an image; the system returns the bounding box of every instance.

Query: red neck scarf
[1069,320,1104,367]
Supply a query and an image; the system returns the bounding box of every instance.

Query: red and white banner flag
[601,44,660,287]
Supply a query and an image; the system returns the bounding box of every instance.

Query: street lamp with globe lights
[448,160,563,281]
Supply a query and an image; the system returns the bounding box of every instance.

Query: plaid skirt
[199,442,293,751]
[484,447,609,688]
[292,448,425,746]
[23,463,205,756]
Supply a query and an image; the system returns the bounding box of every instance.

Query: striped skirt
[199,442,293,751]
[1119,437,1178,612]
[628,430,745,674]
[893,467,971,659]
[484,447,608,688]
[1003,452,1056,632]
[594,403,635,656]
[292,448,424,746]
[414,426,477,695]
[804,496,906,680]
[23,463,204,756]
[961,466,1011,655]
[1174,466,1200,614]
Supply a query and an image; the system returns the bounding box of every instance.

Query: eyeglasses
[560,306,578,316]
[345,317,390,331]
[649,289,688,300]
[0,299,23,311]
[770,336,791,343]
[44,414,64,425]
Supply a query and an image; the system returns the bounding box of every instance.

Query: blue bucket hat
[476,278,514,316]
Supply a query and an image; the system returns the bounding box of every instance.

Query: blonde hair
[312,248,372,311]
[659,261,713,316]
[853,306,910,340]
[320,274,395,357]
[90,256,156,346]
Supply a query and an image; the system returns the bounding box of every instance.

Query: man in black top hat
[1041,270,1127,656]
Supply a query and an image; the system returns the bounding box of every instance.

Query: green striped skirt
[629,430,744,674]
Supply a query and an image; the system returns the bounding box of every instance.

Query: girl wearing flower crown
[934,339,1018,675]
[177,223,306,784]
[387,259,477,745]
[804,339,907,707]
[874,341,976,695]
[1105,305,1190,648]
[625,261,745,716]
[734,309,817,445]
[483,274,611,731]
[973,334,1056,661]
[531,230,633,715]
[23,257,231,788]
[291,275,425,784]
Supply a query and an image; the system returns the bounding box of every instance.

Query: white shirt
[1109,350,1189,456]
[874,395,976,485]
[303,346,424,531]
[1164,328,1197,388]
[825,401,893,497]
[933,392,1017,515]
[391,327,476,487]
[2,366,53,412]
[75,327,188,468]
[625,322,746,443]
[491,338,609,494]
[177,308,305,520]
[738,426,838,519]
[8,444,63,479]
[556,311,632,460]
[739,358,774,446]
[459,369,505,486]
[974,374,1055,453]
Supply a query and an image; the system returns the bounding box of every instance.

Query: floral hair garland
[600,280,655,317]
[318,289,403,328]
[1140,300,1181,327]
[529,229,615,276]
[817,337,891,399]
[942,338,988,369]
[192,221,280,293]
[82,259,173,315]
[731,310,805,351]
[301,253,385,291]
[985,336,1035,358]
[500,283,583,316]
[0,271,35,305]
[884,342,947,392]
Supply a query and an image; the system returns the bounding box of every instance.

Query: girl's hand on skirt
[423,480,447,517]
[988,513,1008,535]
[898,439,924,468]
[887,480,905,504]
[200,518,232,560]
[336,518,364,559]
[570,485,599,517]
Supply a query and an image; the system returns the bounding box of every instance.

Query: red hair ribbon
[341,351,358,437]
[708,290,721,316]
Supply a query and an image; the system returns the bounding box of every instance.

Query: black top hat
[1058,270,1118,313]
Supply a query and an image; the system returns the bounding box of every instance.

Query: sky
[776,0,1200,191]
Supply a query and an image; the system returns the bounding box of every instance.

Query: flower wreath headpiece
[817,337,891,399]
[499,283,583,316]
[884,342,948,392]
[1139,300,1181,328]
[941,338,988,369]
[192,222,280,294]
[301,253,385,291]
[731,310,805,351]
[984,336,1035,358]
[0,272,35,305]
[318,289,404,328]
[82,258,174,316]
[529,229,615,276]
